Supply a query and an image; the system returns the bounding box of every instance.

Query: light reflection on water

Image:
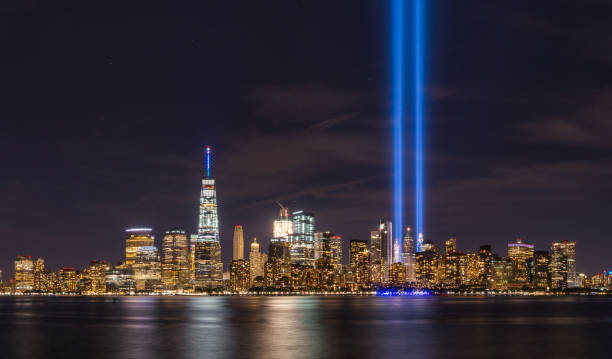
[1,296,612,358]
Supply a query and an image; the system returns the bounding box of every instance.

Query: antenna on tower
[205,145,211,177]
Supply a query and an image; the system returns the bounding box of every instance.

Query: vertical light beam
[392,0,405,256]
[414,0,425,250]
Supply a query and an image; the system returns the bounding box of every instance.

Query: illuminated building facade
[194,146,223,289]
[133,246,162,292]
[33,258,48,292]
[415,250,440,288]
[290,211,315,266]
[492,255,513,291]
[379,221,393,282]
[350,239,370,289]
[233,225,244,260]
[273,205,293,241]
[551,241,577,289]
[14,255,34,293]
[389,262,406,286]
[162,227,190,290]
[105,264,135,294]
[59,267,77,293]
[320,231,342,272]
[402,228,416,283]
[125,228,154,266]
[478,245,494,289]
[507,238,534,288]
[369,230,382,284]
[249,238,267,284]
[534,250,551,290]
[84,260,109,295]
[229,259,250,292]
[314,232,324,260]
[445,236,457,255]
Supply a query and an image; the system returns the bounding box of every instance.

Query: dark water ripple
[1,296,612,359]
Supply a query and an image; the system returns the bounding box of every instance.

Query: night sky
[2,1,612,277]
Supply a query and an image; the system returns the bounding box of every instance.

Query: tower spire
[205,145,212,177]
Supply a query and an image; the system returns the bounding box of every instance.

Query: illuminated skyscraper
[507,237,534,288]
[133,246,162,292]
[534,250,551,290]
[350,239,370,289]
[33,258,46,292]
[370,230,382,284]
[445,236,457,255]
[84,260,109,295]
[320,231,342,272]
[290,211,315,266]
[402,227,416,282]
[314,232,324,260]
[249,238,267,284]
[14,255,34,293]
[273,203,293,241]
[389,262,406,286]
[551,241,577,289]
[229,259,250,292]
[59,267,77,293]
[233,225,244,260]
[162,227,190,290]
[379,221,393,282]
[194,146,223,289]
[125,228,154,266]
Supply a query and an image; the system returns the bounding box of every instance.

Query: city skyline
[2,1,612,279]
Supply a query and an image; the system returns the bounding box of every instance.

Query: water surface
[1,296,611,358]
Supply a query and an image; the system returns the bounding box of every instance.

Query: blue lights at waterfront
[377,289,431,296]
[414,0,425,244]
[392,0,405,253]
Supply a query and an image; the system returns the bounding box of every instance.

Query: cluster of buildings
[2,147,610,295]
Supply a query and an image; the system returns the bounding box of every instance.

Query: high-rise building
[33,258,46,292]
[477,245,494,289]
[507,237,534,288]
[534,250,551,290]
[14,255,34,293]
[370,230,382,284]
[105,263,135,295]
[233,225,244,260]
[421,240,438,253]
[314,232,324,260]
[320,231,342,272]
[445,236,457,255]
[551,241,577,289]
[290,211,315,266]
[402,227,416,283]
[350,239,370,289]
[379,221,393,282]
[125,228,154,266]
[133,246,162,292]
[58,267,77,293]
[194,146,223,289]
[84,260,109,295]
[492,255,513,291]
[229,259,250,292]
[162,227,190,291]
[273,204,293,241]
[249,238,267,284]
[415,250,440,288]
[389,262,406,286]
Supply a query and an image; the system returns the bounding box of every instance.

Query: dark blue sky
[1,0,612,277]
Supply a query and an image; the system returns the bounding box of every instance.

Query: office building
[125,228,154,266]
[162,227,190,290]
[290,211,315,266]
[233,225,244,260]
[551,241,577,289]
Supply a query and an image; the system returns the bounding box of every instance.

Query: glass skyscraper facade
[194,146,223,289]
[290,211,315,266]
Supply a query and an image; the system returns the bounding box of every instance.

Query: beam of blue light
[414,0,425,249]
[392,0,405,260]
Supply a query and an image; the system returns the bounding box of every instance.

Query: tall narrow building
[125,228,154,266]
[507,237,534,288]
[194,146,223,289]
[14,255,34,293]
[402,227,416,283]
[249,237,267,283]
[551,241,577,289]
[290,211,315,266]
[379,221,393,282]
[162,227,190,290]
[233,225,244,260]
[370,230,382,284]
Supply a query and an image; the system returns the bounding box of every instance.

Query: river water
[1,296,611,358]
